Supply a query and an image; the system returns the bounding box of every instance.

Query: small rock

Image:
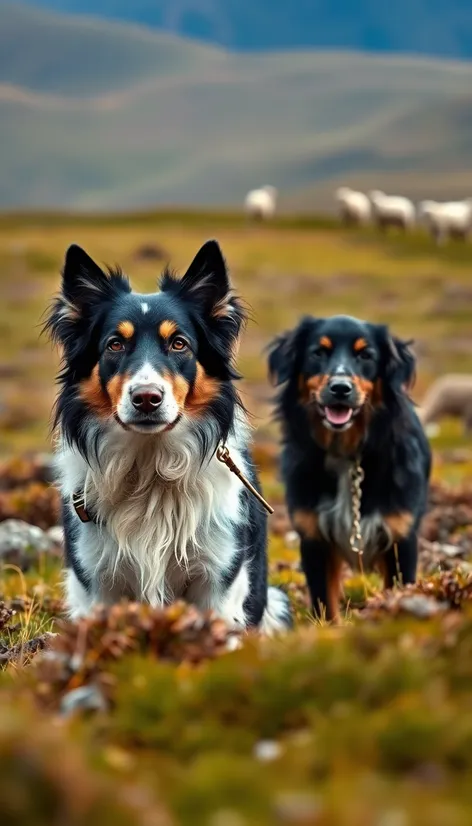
[225,635,243,652]
[438,543,465,558]
[0,519,57,569]
[253,739,283,762]
[47,526,64,547]
[424,423,440,439]
[60,684,108,717]
[399,595,448,618]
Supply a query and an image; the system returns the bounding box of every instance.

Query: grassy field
[1,210,472,824]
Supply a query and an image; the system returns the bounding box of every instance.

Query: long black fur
[268,314,431,620]
[45,240,292,632]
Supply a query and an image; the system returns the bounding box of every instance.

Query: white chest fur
[56,417,247,608]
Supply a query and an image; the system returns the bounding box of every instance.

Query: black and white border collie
[268,314,431,622]
[47,240,291,633]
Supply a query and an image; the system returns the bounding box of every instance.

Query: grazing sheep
[244,185,277,220]
[368,190,416,232]
[418,374,472,435]
[418,199,472,245]
[334,187,371,225]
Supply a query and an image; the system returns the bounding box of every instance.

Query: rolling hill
[26,0,472,60]
[3,2,472,209]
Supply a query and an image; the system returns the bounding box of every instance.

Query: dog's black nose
[131,385,163,413]
[328,378,353,399]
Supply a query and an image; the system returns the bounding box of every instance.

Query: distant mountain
[25,0,472,59]
[3,2,472,210]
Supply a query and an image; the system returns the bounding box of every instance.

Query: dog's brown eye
[312,346,327,358]
[171,336,188,352]
[357,349,372,361]
[107,338,125,353]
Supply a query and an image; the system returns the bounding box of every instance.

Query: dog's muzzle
[318,376,361,430]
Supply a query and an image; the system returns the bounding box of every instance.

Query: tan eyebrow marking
[353,337,368,352]
[159,320,178,340]
[320,336,332,349]
[117,321,135,339]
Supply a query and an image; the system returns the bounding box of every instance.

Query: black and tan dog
[268,314,431,621]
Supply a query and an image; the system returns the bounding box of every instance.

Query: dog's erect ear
[268,317,314,386]
[377,325,416,391]
[162,240,234,317]
[180,240,230,313]
[61,245,115,314]
[162,240,245,330]
[46,245,130,351]
[160,241,246,375]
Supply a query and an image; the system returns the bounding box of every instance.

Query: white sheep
[334,187,371,225]
[417,374,472,434]
[368,190,416,232]
[244,186,277,220]
[418,199,472,245]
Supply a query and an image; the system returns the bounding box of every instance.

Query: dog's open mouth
[318,404,360,430]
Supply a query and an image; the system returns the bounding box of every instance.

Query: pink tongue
[325,406,353,425]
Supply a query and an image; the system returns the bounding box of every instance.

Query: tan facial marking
[159,320,178,340]
[169,374,190,409]
[80,365,111,417]
[187,362,220,414]
[353,337,368,352]
[352,376,374,406]
[117,321,135,340]
[300,373,330,403]
[292,509,319,540]
[106,373,130,409]
[320,336,332,349]
[384,512,414,540]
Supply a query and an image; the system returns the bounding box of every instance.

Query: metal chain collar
[349,461,365,555]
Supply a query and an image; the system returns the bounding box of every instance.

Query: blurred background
[2,5,472,826]
[4,0,472,210]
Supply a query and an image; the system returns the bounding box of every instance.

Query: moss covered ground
[0,211,472,824]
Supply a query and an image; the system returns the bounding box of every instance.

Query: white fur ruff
[57,412,288,632]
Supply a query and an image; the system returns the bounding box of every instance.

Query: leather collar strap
[72,490,93,523]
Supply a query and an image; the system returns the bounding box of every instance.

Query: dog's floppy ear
[268,317,314,386]
[268,330,297,386]
[376,325,416,391]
